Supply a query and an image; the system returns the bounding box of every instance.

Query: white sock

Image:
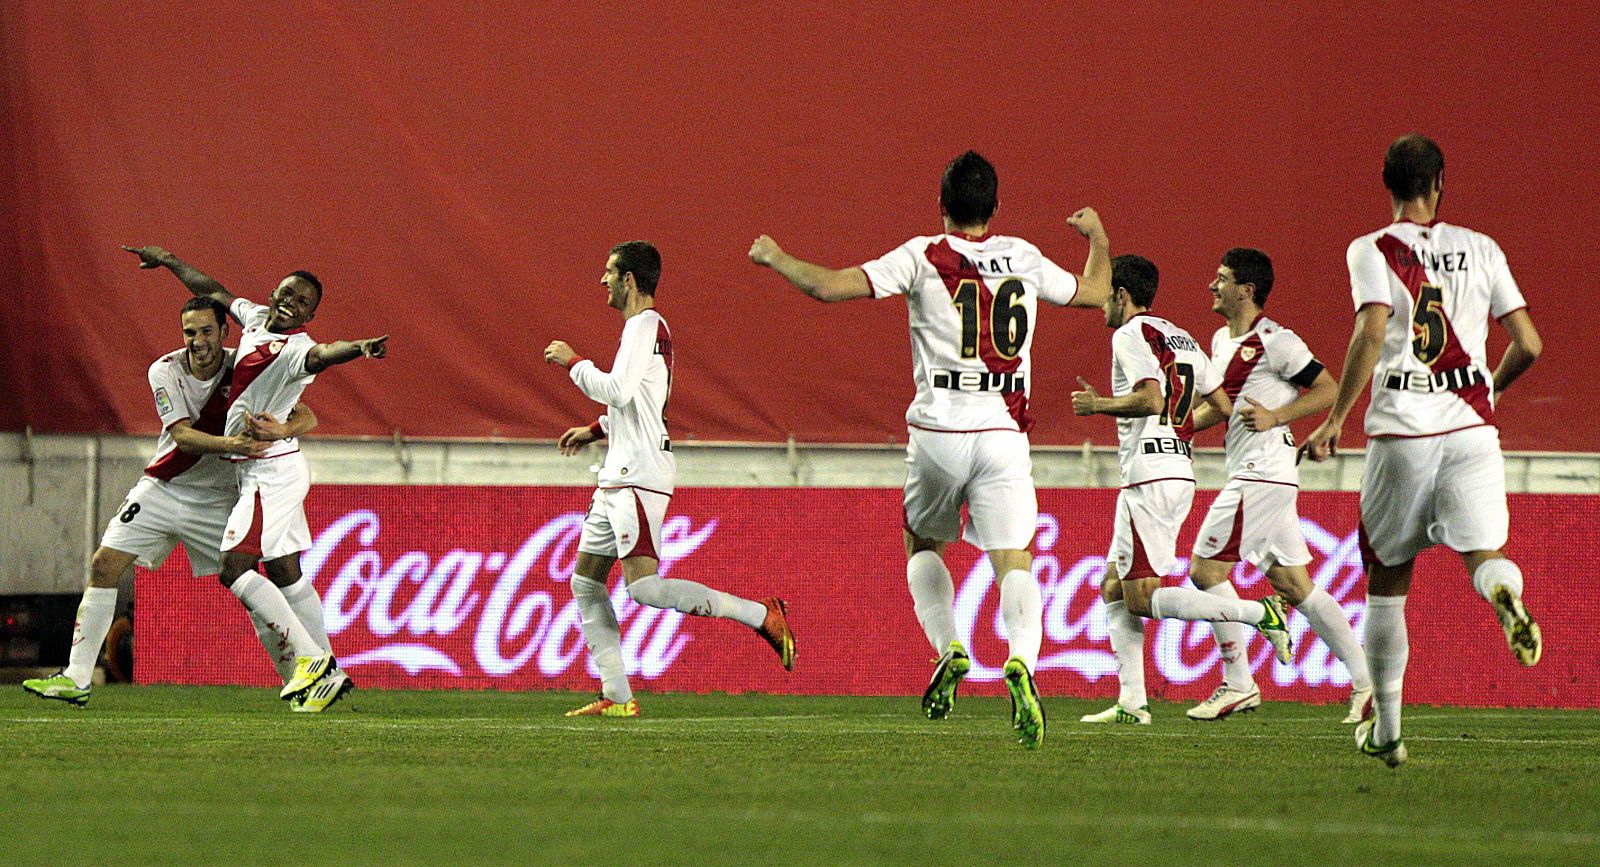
[572,574,632,703]
[281,577,332,654]
[626,574,766,629]
[906,550,958,653]
[999,569,1043,670]
[1204,583,1255,692]
[1472,558,1524,602]
[1297,587,1371,691]
[1106,600,1147,709]
[1366,595,1408,744]
[64,586,118,687]
[248,609,297,683]
[1149,586,1266,624]
[229,570,324,657]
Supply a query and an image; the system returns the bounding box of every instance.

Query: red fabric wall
[4,2,1597,449]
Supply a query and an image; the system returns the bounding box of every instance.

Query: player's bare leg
[1079,565,1152,725]
[1462,550,1540,666]
[23,547,134,705]
[619,555,793,670]
[566,551,637,717]
[1185,557,1259,720]
[1356,561,1412,767]
[905,533,969,720]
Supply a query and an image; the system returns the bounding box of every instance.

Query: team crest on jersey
[268,340,286,355]
[1239,346,1257,362]
[153,387,172,416]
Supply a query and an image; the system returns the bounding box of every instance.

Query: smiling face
[1209,265,1251,317]
[266,275,321,331]
[600,254,630,310]
[181,307,226,375]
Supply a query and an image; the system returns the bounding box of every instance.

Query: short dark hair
[286,269,324,307]
[1112,254,1159,309]
[1383,134,1444,202]
[1221,247,1274,307]
[940,150,999,228]
[180,296,230,332]
[610,240,661,295]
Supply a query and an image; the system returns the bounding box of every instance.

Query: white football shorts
[221,452,313,560]
[1107,479,1195,580]
[1359,425,1508,567]
[579,485,671,561]
[1192,479,1312,569]
[99,476,234,577]
[903,427,1037,551]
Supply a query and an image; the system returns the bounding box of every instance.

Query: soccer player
[749,150,1112,749]
[1184,248,1372,723]
[121,244,389,708]
[22,296,320,707]
[1072,254,1292,725]
[545,240,795,718]
[1300,135,1542,767]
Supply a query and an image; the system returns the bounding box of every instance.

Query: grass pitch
[4,686,1597,865]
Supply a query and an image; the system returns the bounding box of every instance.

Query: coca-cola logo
[302,509,715,680]
[303,505,1366,688]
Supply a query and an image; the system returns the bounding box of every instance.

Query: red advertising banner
[135,487,1600,708]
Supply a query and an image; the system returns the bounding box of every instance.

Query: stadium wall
[3,2,1599,451]
[133,484,1600,709]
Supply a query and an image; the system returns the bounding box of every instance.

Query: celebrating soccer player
[1072,254,1292,726]
[1300,136,1543,767]
[546,241,796,718]
[749,151,1112,749]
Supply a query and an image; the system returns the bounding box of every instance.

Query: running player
[1300,135,1542,767]
[1184,248,1372,723]
[22,296,320,707]
[121,244,388,707]
[1073,254,1292,725]
[749,151,1112,749]
[546,241,795,718]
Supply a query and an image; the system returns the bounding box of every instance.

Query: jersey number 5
[952,278,1028,360]
[1411,283,1449,366]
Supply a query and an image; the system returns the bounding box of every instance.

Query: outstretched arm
[306,336,389,374]
[121,245,237,309]
[749,235,871,302]
[1064,208,1112,309]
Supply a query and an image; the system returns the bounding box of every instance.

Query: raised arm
[1492,309,1541,396]
[1299,305,1387,462]
[748,235,872,302]
[1063,208,1112,309]
[306,336,389,374]
[121,245,237,309]
[554,316,657,407]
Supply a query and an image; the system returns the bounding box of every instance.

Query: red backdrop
[135,486,1600,708]
[4,2,1597,449]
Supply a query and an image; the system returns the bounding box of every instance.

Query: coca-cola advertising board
[135,487,1600,708]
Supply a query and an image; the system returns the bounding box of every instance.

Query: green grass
[4,686,1597,865]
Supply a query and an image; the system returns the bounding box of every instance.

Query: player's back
[1347,220,1526,436]
[1110,314,1218,486]
[595,309,676,495]
[860,232,1079,434]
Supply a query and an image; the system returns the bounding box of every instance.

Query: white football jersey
[572,308,675,496]
[860,232,1078,433]
[1347,220,1526,437]
[1211,316,1320,484]
[1110,314,1222,487]
[225,298,317,460]
[142,347,238,492]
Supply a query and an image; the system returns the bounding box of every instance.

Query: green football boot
[22,672,91,707]
[921,641,971,720]
[1003,657,1046,750]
